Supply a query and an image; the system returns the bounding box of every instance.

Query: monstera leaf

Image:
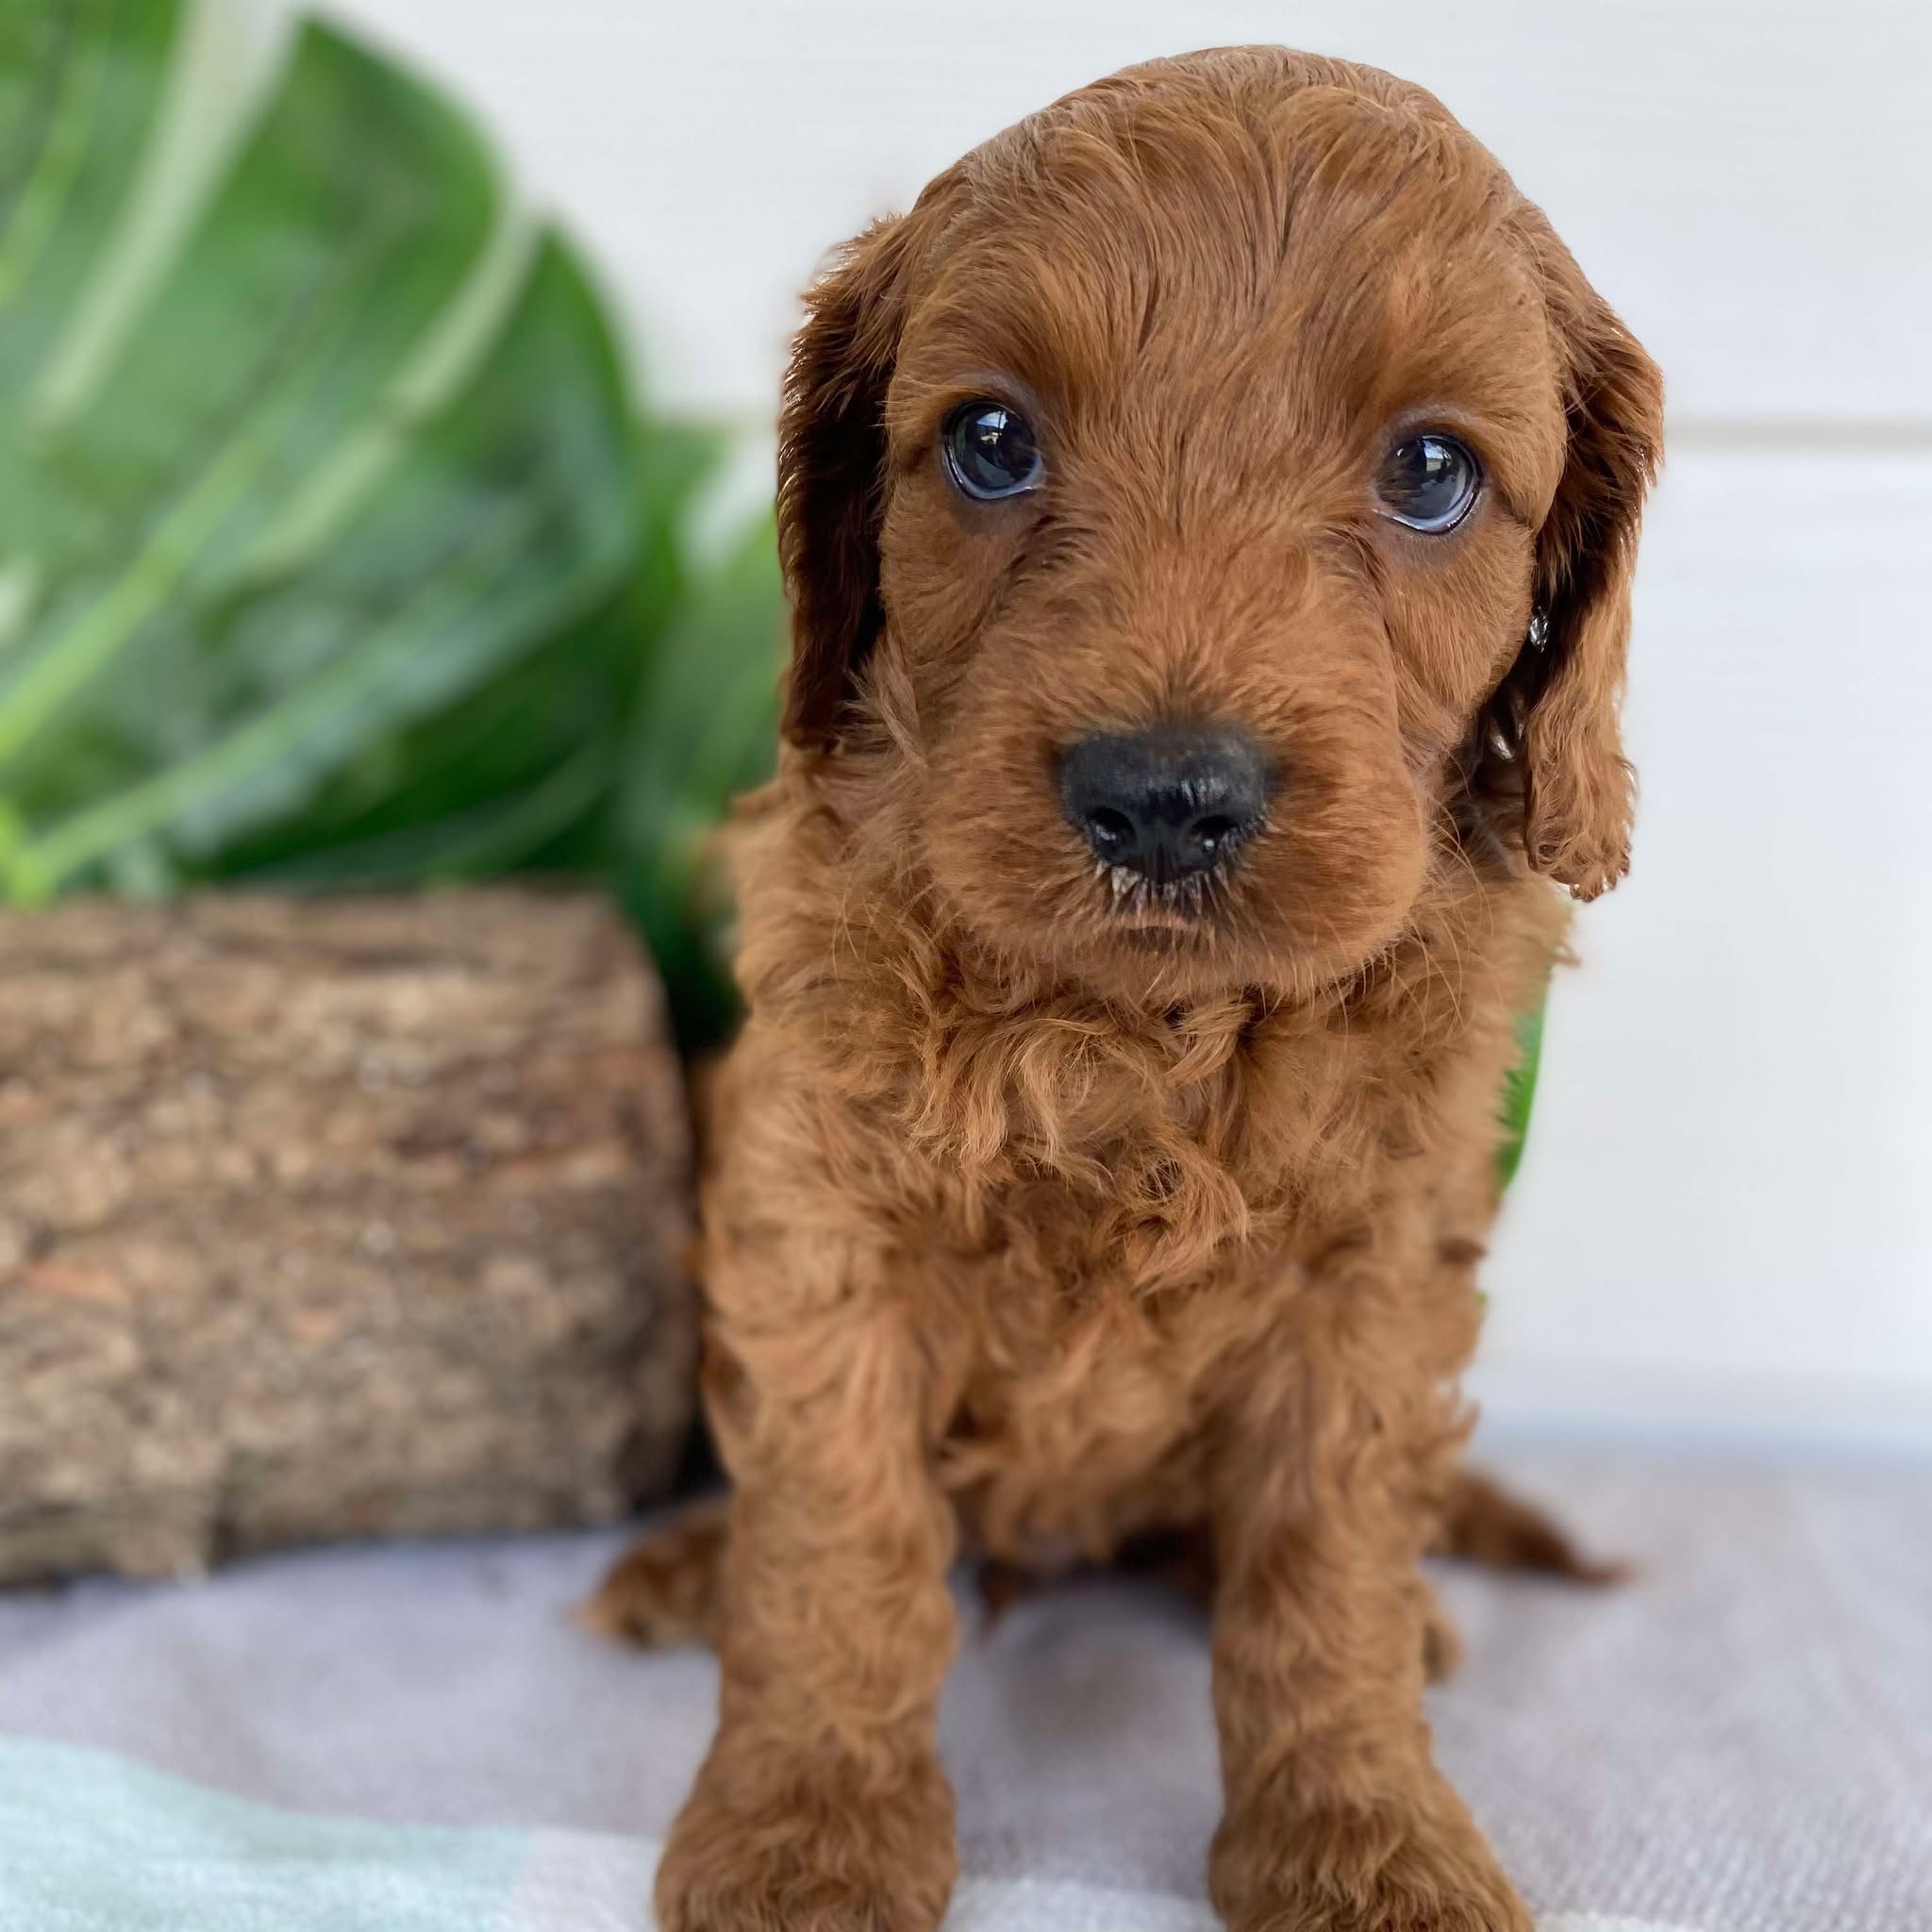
[609,510,784,1051]
[0,1,785,1048]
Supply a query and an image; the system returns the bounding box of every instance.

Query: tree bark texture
[0,890,695,1585]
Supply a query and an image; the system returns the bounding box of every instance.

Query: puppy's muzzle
[1061,727,1270,891]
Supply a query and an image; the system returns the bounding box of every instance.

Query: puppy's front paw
[1211,1787,1531,1932]
[655,1746,957,1932]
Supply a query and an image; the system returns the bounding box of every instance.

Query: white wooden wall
[284,0,1932,1449]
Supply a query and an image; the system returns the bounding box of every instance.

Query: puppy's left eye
[941,401,1043,501]
[1375,433,1481,533]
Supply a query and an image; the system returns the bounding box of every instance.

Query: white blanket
[0,1448,1925,1930]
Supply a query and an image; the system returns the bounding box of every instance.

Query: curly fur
[603,45,1661,1932]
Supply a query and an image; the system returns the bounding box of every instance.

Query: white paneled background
[277,1,1931,1449]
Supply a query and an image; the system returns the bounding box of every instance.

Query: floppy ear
[1496,242,1664,900]
[775,216,917,750]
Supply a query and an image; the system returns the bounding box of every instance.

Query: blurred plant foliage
[1494,999,1543,1191]
[0,0,785,1049]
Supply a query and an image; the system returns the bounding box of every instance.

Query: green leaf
[219,420,728,891]
[0,4,786,1052]
[609,512,785,1052]
[1495,992,1547,1191]
[0,0,183,395]
[0,10,641,901]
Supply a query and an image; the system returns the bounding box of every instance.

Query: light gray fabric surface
[0,1449,1925,1930]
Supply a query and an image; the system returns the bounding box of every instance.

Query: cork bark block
[0,890,695,1585]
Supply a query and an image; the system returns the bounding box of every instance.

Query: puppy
[605,45,1660,1932]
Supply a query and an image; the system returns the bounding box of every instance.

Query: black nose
[1060,727,1270,887]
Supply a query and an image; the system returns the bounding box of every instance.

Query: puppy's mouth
[1114,921,1206,954]
[1091,850,1247,927]
[1078,853,1267,974]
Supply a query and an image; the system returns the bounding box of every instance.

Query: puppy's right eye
[941,401,1043,501]
[1375,433,1481,533]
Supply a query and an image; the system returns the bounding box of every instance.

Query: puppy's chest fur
[884,976,1498,1559]
[724,789,1564,1562]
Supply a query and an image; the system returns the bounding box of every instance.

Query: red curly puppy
[600,45,1660,1932]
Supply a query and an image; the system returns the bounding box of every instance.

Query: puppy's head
[778,48,1662,1003]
